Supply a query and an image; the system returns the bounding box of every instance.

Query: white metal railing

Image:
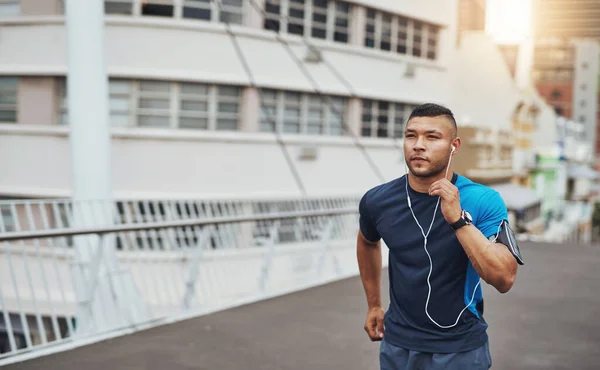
[0,197,364,364]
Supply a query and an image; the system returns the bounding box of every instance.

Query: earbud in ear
[451,146,456,153]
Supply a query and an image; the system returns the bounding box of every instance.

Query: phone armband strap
[488,220,524,265]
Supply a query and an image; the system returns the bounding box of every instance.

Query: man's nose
[413,137,426,151]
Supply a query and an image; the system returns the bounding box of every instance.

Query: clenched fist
[364,306,385,341]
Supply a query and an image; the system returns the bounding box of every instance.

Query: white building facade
[0,0,459,199]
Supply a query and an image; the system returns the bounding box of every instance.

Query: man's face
[403,116,456,178]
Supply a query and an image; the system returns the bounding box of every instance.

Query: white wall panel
[0,126,406,198]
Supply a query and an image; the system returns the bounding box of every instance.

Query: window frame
[260,89,347,136]
[0,77,17,124]
[265,0,351,44]
[58,78,242,131]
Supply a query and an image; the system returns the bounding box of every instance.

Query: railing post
[258,222,280,294]
[316,218,340,279]
[181,227,212,310]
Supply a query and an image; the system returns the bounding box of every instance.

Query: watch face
[462,210,473,223]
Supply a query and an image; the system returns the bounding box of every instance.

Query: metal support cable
[245,0,403,181]
[213,0,307,195]
[217,0,387,182]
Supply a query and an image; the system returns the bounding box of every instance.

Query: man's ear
[451,138,461,154]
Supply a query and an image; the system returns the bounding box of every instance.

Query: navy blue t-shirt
[359,173,508,353]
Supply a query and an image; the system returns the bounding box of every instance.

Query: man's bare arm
[429,178,518,294]
[357,230,382,308]
[455,225,518,293]
[356,230,385,341]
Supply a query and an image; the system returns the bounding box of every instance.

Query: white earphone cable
[405,146,484,329]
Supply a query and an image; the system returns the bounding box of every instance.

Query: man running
[357,103,523,370]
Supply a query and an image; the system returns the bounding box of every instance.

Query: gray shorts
[379,338,492,370]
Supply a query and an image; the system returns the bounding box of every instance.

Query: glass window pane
[138,115,170,127]
[312,28,327,39]
[285,92,301,103]
[109,80,131,94]
[181,101,208,111]
[111,114,130,127]
[219,86,240,97]
[221,11,242,24]
[183,6,211,20]
[0,3,20,16]
[283,122,300,133]
[308,108,322,120]
[181,83,209,95]
[284,108,300,120]
[110,98,129,111]
[139,98,169,109]
[216,118,238,131]
[141,3,173,17]
[0,92,16,105]
[180,117,208,129]
[306,123,321,135]
[218,102,238,113]
[105,1,133,15]
[0,110,16,122]
[140,81,170,92]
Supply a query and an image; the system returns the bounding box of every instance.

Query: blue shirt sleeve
[359,191,381,242]
[475,190,509,239]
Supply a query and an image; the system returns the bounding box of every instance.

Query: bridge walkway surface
[4,241,600,370]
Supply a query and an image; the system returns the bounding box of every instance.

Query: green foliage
[593,202,600,228]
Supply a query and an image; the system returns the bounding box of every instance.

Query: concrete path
[5,241,600,369]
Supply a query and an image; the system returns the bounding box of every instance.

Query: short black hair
[407,103,457,136]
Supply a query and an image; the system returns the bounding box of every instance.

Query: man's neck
[407,171,454,193]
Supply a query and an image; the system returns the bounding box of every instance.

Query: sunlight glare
[485,0,532,44]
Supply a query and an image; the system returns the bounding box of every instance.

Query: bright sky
[485,0,533,44]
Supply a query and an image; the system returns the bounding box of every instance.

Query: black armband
[488,220,524,265]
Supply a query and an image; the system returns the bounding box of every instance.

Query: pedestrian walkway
[4,241,600,370]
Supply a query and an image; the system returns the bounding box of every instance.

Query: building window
[59,78,241,131]
[0,0,19,16]
[397,18,407,54]
[412,21,423,57]
[104,0,134,14]
[260,89,347,135]
[138,80,171,127]
[182,0,212,20]
[551,89,561,99]
[102,0,245,24]
[361,100,413,138]
[141,0,174,17]
[554,106,563,116]
[364,9,439,60]
[0,206,15,232]
[265,0,351,44]
[426,25,439,60]
[0,77,17,123]
[581,100,587,108]
[579,115,586,123]
[217,0,244,24]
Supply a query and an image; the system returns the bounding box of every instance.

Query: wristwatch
[449,210,473,230]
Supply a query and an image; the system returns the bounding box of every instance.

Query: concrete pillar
[349,6,365,46]
[346,98,362,137]
[18,78,58,125]
[65,0,141,336]
[245,0,265,29]
[240,87,260,132]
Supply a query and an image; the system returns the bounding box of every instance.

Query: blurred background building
[0,0,598,239]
